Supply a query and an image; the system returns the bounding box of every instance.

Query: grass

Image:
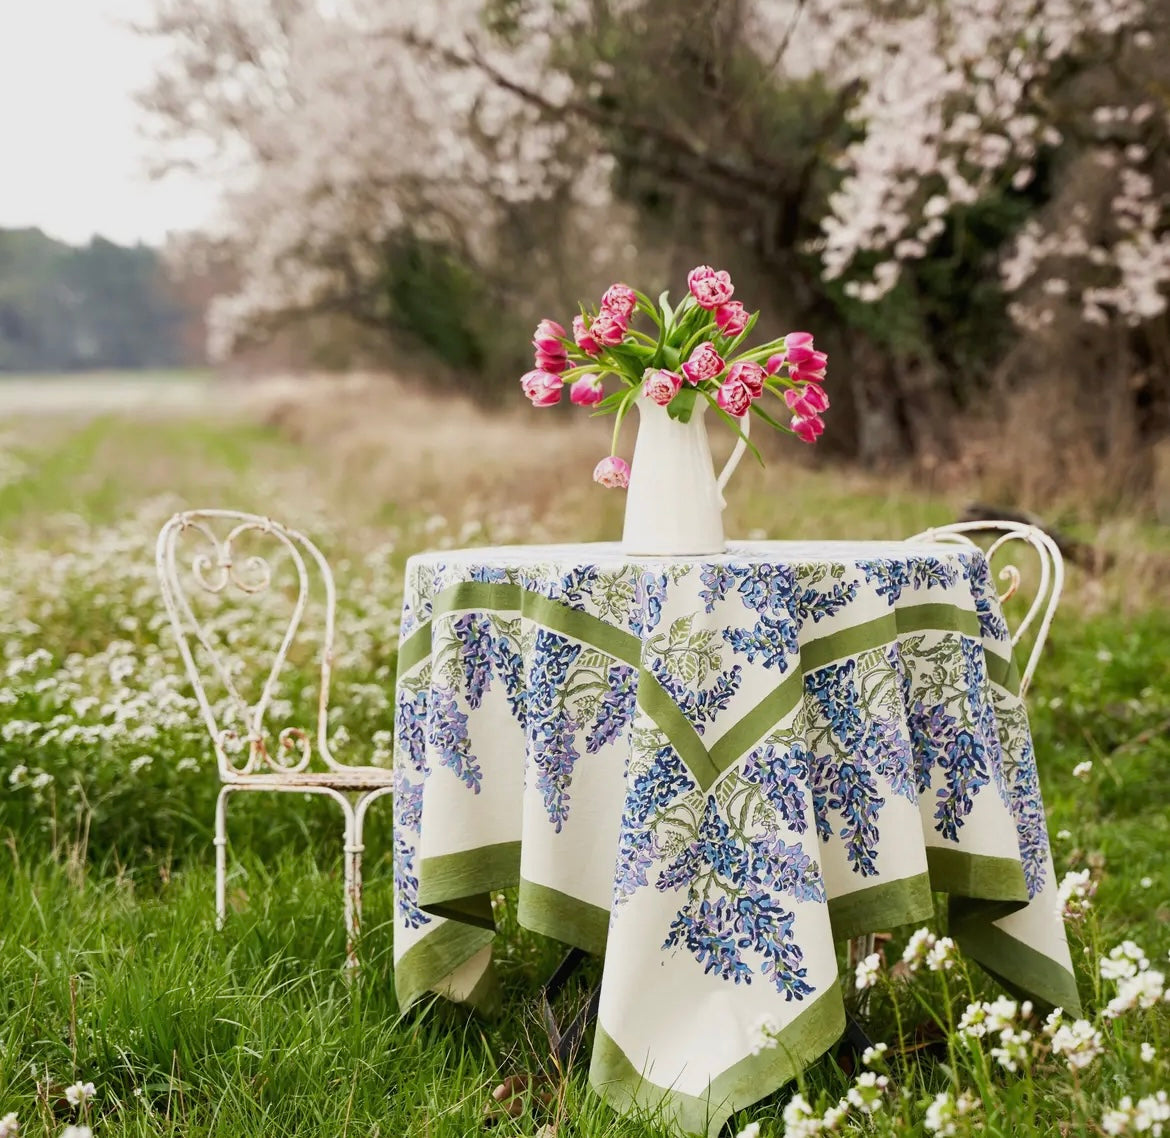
[0,386,1168,1137]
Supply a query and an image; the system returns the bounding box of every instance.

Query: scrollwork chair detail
[847,520,1065,979]
[155,509,393,967]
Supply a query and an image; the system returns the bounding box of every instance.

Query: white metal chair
[155,509,393,967]
[847,520,1065,977]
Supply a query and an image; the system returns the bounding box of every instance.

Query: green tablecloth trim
[519,879,610,955]
[827,872,934,941]
[417,841,522,926]
[950,909,1082,1015]
[395,921,497,1014]
[590,989,845,1138]
[926,846,1030,902]
[401,584,1013,794]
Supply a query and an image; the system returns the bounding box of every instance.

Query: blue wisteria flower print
[395,541,1077,1071]
[657,795,821,999]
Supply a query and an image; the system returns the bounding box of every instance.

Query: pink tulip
[725,359,765,398]
[784,388,819,418]
[791,413,824,443]
[789,367,827,384]
[680,341,725,386]
[573,314,601,357]
[765,354,787,376]
[601,283,637,320]
[589,308,628,346]
[535,349,569,374]
[800,382,830,412]
[715,301,749,336]
[532,319,566,354]
[570,373,605,406]
[716,377,754,417]
[593,455,631,488]
[520,369,564,407]
[784,345,819,367]
[687,265,735,310]
[784,331,814,350]
[643,367,683,406]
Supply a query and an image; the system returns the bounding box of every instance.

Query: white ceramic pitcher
[621,394,750,555]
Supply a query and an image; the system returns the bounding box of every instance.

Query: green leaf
[667,385,698,422]
[663,345,681,371]
[724,311,761,355]
[750,400,789,434]
[702,391,765,466]
[667,614,694,648]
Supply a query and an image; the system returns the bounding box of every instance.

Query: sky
[0,0,220,247]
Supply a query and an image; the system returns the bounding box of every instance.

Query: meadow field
[0,373,1168,1137]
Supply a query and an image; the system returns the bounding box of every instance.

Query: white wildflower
[61,1128,93,1138]
[989,1027,1032,1072]
[129,754,153,773]
[984,995,1020,1032]
[0,1113,18,1138]
[1106,970,1165,1017]
[1057,868,1096,919]
[7,764,27,786]
[64,1082,96,1107]
[1050,1018,1103,1070]
[29,772,53,790]
[855,952,881,990]
[1141,1042,1156,1063]
[781,1092,821,1138]
[1103,1099,1133,1136]
[902,928,937,972]
[734,1123,761,1138]
[1073,760,1093,780]
[176,757,199,773]
[1141,877,1154,889]
[926,936,957,972]
[749,1015,778,1056]
[1101,940,1150,980]
[821,1101,849,1130]
[861,1041,888,1067]
[957,1001,990,1040]
[924,1089,979,1136]
[1134,1091,1170,1133]
[1042,1007,1064,1037]
[1056,829,1072,840]
[846,1071,889,1115]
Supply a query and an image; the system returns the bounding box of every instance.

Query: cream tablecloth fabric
[391,542,1078,1136]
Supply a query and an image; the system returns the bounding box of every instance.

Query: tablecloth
[391,541,1078,1136]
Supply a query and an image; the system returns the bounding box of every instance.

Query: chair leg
[346,786,394,971]
[214,785,233,931]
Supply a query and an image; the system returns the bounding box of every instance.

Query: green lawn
[0,408,1167,1137]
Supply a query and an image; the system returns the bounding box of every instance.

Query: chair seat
[224,767,394,790]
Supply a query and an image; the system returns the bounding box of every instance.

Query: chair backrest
[156,509,344,778]
[907,520,1064,698]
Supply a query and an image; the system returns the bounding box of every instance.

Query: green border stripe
[827,873,934,941]
[397,622,432,675]
[519,879,610,955]
[984,648,1020,696]
[950,913,1082,1015]
[709,672,802,776]
[708,601,982,780]
[639,676,720,785]
[418,841,521,921]
[926,847,1029,902]
[521,591,641,665]
[591,989,845,1138]
[394,922,496,1014]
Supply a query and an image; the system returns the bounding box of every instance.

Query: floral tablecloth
[391,541,1078,1137]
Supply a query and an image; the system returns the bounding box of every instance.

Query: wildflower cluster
[520,267,830,487]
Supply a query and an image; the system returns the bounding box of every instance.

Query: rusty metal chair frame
[155,509,393,967]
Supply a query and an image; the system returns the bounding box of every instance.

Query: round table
[391,542,1078,1136]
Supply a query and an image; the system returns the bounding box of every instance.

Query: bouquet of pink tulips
[519,265,829,487]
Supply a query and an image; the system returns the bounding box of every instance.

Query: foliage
[0,404,1168,1135]
[0,229,197,373]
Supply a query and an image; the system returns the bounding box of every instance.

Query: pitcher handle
[716,412,750,509]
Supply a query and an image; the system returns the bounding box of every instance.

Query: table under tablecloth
[391,541,1078,1137]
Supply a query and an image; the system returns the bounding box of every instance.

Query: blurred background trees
[6,0,1167,508]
